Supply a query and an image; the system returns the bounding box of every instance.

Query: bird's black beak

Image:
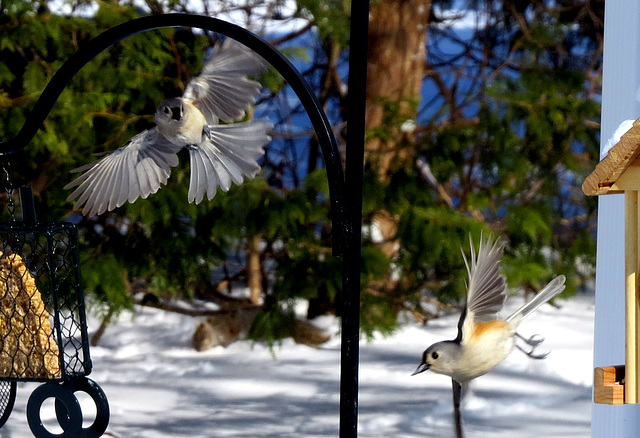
[171,106,181,121]
[412,363,430,376]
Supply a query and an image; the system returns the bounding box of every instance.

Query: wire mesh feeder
[0,185,109,438]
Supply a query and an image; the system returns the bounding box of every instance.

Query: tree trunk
[90,309,114,347]
[192,310,331,351]
[366,0,431,256]
[366,0,431,181]
[247,235,262,305]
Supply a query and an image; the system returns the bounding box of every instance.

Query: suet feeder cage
[0,183,109,437]
[584,117,640,404]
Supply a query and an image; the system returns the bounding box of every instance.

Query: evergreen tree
[0,0,603,344]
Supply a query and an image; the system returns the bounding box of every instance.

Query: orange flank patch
[469,320,510,342]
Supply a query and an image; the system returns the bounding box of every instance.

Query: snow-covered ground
[1,293,594,437]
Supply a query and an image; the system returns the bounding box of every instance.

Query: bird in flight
[65,38,272,217]
[412,234,566,438]
[413,234,566,383]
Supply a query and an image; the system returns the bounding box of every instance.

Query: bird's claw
[516,333,548,359]
[517,344,549,360]
[519,333,544,347]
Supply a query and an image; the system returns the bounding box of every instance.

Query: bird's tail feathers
[188,119,272,204]
[506,275,566,322]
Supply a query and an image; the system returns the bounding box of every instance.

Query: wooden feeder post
[584,117,640,404]
[626,189,640,402]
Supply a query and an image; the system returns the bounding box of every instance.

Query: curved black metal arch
[0,13,346,255]
[0,13,370,438]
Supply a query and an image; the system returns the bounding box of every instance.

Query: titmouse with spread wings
[412,235,565,438]
[413,235,566,382]
[65,38,272,216]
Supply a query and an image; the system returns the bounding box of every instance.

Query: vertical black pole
[340,0,369,437]
[19,185,37,226]
[452,379,465,438]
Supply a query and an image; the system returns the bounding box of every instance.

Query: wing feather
[188,145,208,204]
[183,39,266,124]
[458,234,507,343]
[463,234,506,322]
[187,120,271,204]
[94,154,119,214]
[111,150,129,209]
[64,128,181,216]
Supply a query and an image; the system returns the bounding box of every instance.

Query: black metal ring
[56,377,110,438]
[26,382,82,438]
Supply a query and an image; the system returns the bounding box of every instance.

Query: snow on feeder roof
[583,118,640,196]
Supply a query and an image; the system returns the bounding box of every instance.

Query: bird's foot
[517,332,544,347]
[517,344,549,360]
[516,333,549,359]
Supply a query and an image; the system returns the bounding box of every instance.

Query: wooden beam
[636,192,640,403]
[625,190,639,403]
[610,158,640,191]
[594,366,625,405]
[583,118,640,196]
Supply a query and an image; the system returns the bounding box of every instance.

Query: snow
[1,294,594,437]
[601,118,635,159]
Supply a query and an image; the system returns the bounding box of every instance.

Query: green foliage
[249,304,297,348]
[399,0,601,315]
[394,202,489,304]
[81,253,132,318]
[295,0,351,45]
[504,205,552,245]
[365,98,419,144]
[360,292,398,340]
[0,0,602,346]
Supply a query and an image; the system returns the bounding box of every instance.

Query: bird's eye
[431,352,439,360]
[164,107,170,114]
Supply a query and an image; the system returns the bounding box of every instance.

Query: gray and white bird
[64,38,272,217]
[412,234,566,383]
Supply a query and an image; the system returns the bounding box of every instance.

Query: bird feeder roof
[583,117,640,196]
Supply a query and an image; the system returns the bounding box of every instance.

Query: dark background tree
[0,0,603,345]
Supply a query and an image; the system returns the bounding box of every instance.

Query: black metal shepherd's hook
[0,12,369,438]
[0,13,349,254]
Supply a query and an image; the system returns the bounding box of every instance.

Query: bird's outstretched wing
[187,120,271,204]
[183,39,266,125]
[463,234,506,321]
[456,234,506,341]
[64,128,181,216]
